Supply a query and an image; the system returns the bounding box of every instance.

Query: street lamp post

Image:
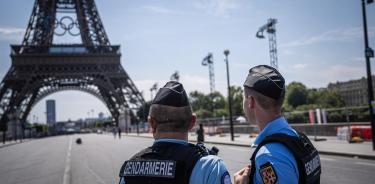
[150,83,158,100]
[361,0,375,150]
[224,49,234,141]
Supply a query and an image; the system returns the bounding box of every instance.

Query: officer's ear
[248,95,256,109]
[148,116,157,134]
[187,114,196,131]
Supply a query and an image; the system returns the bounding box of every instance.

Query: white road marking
[206,144,250,152]
[63,136,72,184]
[86,161,106,184]
[320,157,336,161]
[355,162,375,167]
[225,146,250,152]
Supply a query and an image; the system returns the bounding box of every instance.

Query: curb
[202,141,375,160]
[317,150,375,160]
[124,134,375,160]
[0,139,30,149]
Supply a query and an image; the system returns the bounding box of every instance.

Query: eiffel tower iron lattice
[0,0,145,133]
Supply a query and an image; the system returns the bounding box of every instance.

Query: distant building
[98,112,104,120]
[85,115,111,124]
[46,99,56,124]
[55,120,82,134]
[327,76,375,107]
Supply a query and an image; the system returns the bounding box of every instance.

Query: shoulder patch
[259,162,277,184]
[221,171,232,184]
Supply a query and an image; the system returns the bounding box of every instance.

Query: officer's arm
[254,144,298,184]
[190,155,232,184]
[207,158,231,184]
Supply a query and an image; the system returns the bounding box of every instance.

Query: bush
[284,113,308,124]
[195,109,213,119]
[326,111,346,122]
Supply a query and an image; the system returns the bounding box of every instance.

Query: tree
[209,92,226,115]
[317,90,345,108]
[306,88,345,108]
[229,86,244,116]
[286,82,308,108]
[189,91,212,113]
[137,101,152,122]
[195,109,213,119]
[215,108,228,117]
[189,87,244,118]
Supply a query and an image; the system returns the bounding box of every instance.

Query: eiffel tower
[0,0,145,135]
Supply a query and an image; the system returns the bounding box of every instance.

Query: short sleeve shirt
[252,117,299,184]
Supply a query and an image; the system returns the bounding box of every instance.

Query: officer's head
[148,81,196,135]
[243,65,285,124]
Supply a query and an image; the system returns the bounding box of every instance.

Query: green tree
[215,108,228,117]
[229,86,244,116]
[189,91,211,112]
[190,90,237,118]
[190,91,225,115]
[209,91,226,115]
[195,109,213,119]
[317,90,345,108]
[189,87,244,118]
[286,82,308,108]
[307,88,344,108]
[137,101,152,122]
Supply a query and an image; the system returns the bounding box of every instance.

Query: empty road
[1,134,374,184]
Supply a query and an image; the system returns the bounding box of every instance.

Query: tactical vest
[249,132,321,184]
[119,142,210,184]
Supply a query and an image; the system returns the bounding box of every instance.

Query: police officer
[234,65,321,184]
[119,81,231,184]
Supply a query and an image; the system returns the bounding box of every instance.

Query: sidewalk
[125,133,375,160]
[0,139,31,149]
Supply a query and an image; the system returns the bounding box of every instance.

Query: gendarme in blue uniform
[119,138,232,184]
[252,116,299,184]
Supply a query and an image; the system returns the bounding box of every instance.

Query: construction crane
[256,18,278,69]
[202,53,215,94]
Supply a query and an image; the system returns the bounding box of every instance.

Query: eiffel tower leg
[0,83,11,131]
[0,91,7,134]
[1,89,19,141]
[97,87,116,119]
[14,119,17,142]
[20,90,39,124]
[0,114,8,142]
[0,67,15,101]
[2,130,5,144]
[7,83,38,141]
[95,80,124,126]
[0,83,8,102]
[24,90,39,139]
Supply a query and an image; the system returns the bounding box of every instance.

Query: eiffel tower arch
[0,0,145,133]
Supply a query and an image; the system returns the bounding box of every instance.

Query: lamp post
[361,0,375,150]
[150,83,158,100]
[224,49,234,141]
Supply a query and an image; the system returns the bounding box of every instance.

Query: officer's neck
[257,110,281,131]
[153,131,188,141]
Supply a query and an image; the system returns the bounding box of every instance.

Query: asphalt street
[1,134,375,184]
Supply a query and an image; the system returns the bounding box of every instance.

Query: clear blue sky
[0,0,374,123]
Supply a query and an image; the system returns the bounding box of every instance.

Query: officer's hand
[234,165,251,184]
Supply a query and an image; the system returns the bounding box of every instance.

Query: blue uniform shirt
[119,138,232,184]
[252,117,299,184]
